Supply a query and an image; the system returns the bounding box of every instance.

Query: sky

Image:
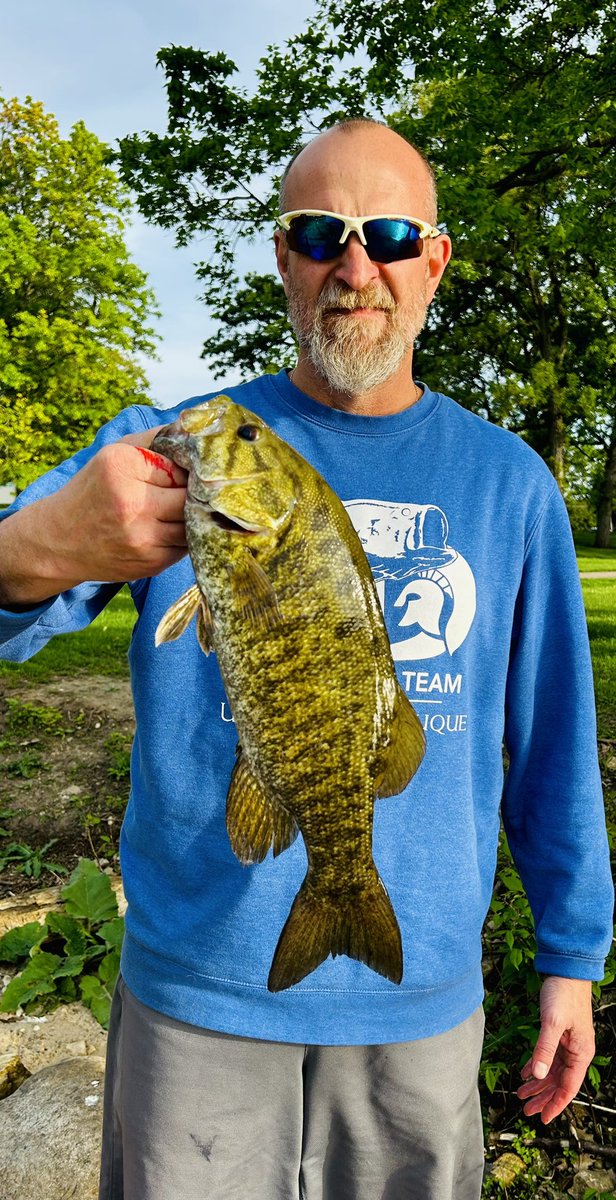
[1,0,318,407]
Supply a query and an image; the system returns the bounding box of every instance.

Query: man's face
[275,126,451,395]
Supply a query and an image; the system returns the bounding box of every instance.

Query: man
[0,121,612,1200]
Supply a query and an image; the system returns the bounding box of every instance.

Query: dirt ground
[0,675,134,899]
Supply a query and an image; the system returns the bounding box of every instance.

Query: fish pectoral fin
[375,684,426,799]
[228,554,281,631]
[155,584,201,646]
[155,584,215,655]
[226,749,298,865]
[268,867,403,992]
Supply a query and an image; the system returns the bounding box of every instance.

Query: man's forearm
[0,499,80,608]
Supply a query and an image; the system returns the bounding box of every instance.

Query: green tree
[0,96,159,489]
[118,1,616,539]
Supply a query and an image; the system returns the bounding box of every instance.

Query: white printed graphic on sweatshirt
[222,499,476,735]
[345,500,476,662]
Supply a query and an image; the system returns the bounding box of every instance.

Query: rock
[0,1055,105,1199]
[569,1167,616,1199]
[0,1001,107,1072]
[65,1039,87,1057]
[0,1052,30,1099]
[489,1152,527,1185]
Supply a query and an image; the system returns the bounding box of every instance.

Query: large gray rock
[569,1167,616,1199]
[0,1055,105,1200]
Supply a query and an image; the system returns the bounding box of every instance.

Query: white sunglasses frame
[277,209,441,249]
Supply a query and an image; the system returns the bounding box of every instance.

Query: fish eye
[237,424,260,441]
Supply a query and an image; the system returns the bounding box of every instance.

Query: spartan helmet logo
[345,500,476,661]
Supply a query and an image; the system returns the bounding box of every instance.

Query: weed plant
[0,858,123,1027]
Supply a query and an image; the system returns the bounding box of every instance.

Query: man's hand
[0,425,188,607]
[517,976,595,1124]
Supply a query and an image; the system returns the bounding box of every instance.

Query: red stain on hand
[137,446,183,486]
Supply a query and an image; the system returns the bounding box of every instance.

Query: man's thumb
[532,1028,561,1077]
[134,446,186,487]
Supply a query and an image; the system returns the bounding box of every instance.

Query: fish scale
[153,395,426,992]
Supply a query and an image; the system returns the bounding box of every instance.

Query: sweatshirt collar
[268,369,440,435]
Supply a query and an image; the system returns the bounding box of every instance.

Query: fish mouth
[187,494,267,536]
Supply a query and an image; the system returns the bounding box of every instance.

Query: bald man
[0,120,612,1200]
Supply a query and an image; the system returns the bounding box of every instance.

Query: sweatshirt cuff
[0,597,57,632]
[534,951,610,982]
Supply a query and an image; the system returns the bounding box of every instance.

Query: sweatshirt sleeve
[0,405,152,662]
[502,484,614,981]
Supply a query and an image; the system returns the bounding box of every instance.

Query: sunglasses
[278,209,441,264]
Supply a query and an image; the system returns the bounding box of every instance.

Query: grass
[574,530,616,573]
[0,586,135,683]
[583,578,616,739]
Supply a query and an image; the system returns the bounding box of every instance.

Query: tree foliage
[117,1,616,536]
[0,97,159,489]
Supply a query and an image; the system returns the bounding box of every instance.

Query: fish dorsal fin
[226,748,298,865]
[155,584,215,655]
[228,553,281,632]
[375,685,426,799]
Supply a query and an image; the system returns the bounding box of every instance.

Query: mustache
[316,281,396,315]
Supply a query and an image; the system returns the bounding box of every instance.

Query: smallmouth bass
[153,396,425,991]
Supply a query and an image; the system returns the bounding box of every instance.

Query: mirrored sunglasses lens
[364,219,423,262]
[286,215,345,260]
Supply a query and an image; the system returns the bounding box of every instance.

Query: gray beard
[286,277,428,395]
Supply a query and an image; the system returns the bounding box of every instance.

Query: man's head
[274,121,451,402]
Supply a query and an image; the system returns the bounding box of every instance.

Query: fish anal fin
[226,749,298,866]
[375,685,426,799]
[228,554,281,632]
[268,868,403,992]
[155,584,202,647]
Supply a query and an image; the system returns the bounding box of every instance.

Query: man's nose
[333,233,381,290]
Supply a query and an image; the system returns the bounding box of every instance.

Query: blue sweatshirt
[1,372,613,1044]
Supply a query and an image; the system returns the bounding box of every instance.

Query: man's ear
[425,233,453,305]
[274,229,290,295]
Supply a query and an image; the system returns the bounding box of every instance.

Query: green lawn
[583,578,616,739]
[0,586,135,683]
[574,530,616,573]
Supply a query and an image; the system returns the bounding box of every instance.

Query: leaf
[61,859,118,925]
[0,952,61,1012]
[587,1065,601,1090]
[53,954,87,979]
[98,917,125,950]
[484,1064,502,1093]
[79,976,112,1029]
[98,949,121,990]
[45,912,88,958]
[56,976,78,1003]
[499,869,525,894]
[0,920,46,963]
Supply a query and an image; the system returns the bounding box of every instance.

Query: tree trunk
[595,433,616,548]
[547,397,566,493]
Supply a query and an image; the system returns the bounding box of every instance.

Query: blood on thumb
[136,446,184,487]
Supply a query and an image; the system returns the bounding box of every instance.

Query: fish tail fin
[268,868,402,993]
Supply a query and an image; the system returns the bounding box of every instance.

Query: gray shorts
[99,976,485,1200]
